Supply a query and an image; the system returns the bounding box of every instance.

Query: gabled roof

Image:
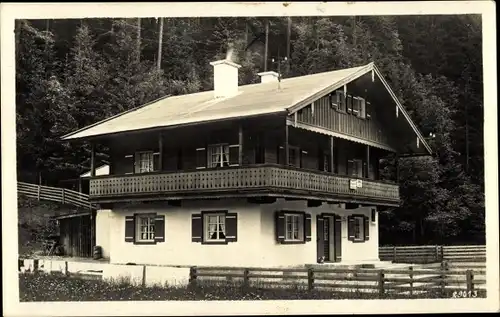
[61,64,371,140]
[61,62,432,155]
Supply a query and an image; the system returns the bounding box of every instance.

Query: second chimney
[257,71,280,83]
[210,59,242,98]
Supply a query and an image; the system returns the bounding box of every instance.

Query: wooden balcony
[89,164,400,206]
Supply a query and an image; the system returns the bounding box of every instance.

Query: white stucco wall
[98,198,380,268]
[96,210,112,259]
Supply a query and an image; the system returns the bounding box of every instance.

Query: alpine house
[61,59,432,268]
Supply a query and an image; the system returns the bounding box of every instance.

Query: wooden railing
[188,263,486,297]
[379,245,486,264]
[90,164,399,204]
[17,182,93,209]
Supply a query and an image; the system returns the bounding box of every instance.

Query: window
[204,213,226,242]
[275,211,311,244]
[347,214,369,242]
[278,145,301,167]
[124,214,165,244]
[208,144,229,167]
[333,90,346,112]
[191,211,238,244]
[353,216,364,241]
[348,159,364,178]
[285,214,302,241]
[136,215,155,242]
[137,151,154,173]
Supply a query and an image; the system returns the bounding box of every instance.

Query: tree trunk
[286,17,291,74]
[264,19,269,71]
[137,18,141,63]
[157,17,164,71]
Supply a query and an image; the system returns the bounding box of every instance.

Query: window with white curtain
[208,144,230,167]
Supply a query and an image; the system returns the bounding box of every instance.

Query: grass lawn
[17,272,472,301]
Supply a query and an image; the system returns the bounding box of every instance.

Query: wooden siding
[59,214,93,258]
[294,94,393,149]
[90,165,399,206]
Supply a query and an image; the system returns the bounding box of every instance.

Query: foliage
[16,16,484,245]
[19,272,468,302]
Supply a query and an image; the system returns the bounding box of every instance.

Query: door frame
[317,213,339,263]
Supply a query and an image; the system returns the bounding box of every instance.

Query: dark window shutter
[364,216,370,241]
[278,146,285,165]
[124,154,134,174]
[334,215,342,261]
[125,215,135,242]
[275,211,285,243]
[329,93,338,110]
[336,91,345,111]
[191,214,203,242]
[346,95,353,113]
[318,148,325,171]
[153,152,160,171]
[154,215,165,243]
[229,145,239,166]
[371,209,376,222]
[300,150,307,168]
[347,159,354,176]
[196,148,207,169]
[316,216,324,262]
[304,213,312,242]
[366,101,371,119]
[363,161,368,178]
[347,216,355,241]
[225,213,238,242]
[352,97,359,115]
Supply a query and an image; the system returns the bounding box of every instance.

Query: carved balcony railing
[89,164,400,206]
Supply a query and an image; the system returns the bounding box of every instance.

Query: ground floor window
[204,213,226,242]
[284,213,303,242]
[348,214,369,242]
[136,215,155,242]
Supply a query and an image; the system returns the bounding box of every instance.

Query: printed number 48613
[453,290,478,298]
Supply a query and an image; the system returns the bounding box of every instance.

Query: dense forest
[15,15,484,245]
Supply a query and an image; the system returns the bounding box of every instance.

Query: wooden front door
[317,214,338,262]
[334,214,342,262]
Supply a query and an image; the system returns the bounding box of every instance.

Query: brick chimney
[257,71,280,83]
[210,59,242,98]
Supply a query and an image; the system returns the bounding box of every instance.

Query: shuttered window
[366,101,372,119]
[275,211,311,244]
[335,90,346,112]
[191,211,238,244]
[196,147,207,169]
[124,214,165,244]
[346,95,353,114]
[347,215,369,242]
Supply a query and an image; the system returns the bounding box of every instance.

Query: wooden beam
[330,136,335,173]
[395,153,400,183]
[238,123,243,166]
[366,145,370,178]
[158,132,163,171]
[90,143,96,177]
[285,124,290,166]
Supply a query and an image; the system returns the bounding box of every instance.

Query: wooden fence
[188,262,486,297]
[17,182,94,210]
[379,245,486,263]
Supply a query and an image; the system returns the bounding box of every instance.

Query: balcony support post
[90,142,96,177]
[395,153,400,183]
[366,145,370,178]
[330,136,335,173]
[158,132,163,171]
[238,123,243,166]
[285,124,290,166]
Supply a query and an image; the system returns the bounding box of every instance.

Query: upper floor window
[278,145,301,167]
[348,159,364,178]
[196,144,240,169]
[137,151,154,173]
[208,144,230,167]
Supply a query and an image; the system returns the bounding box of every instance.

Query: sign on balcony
[350,179,363,190]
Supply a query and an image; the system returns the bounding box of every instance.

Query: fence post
[142,265,146,287]
[440,261,448,297]
[466,270,474,293]
[189,266,197,288]
[440,245,444,261]
[61,189,65,204]
[393,246,397,262]
[307,268,315,291]
[243,268,250,288]
[64,261,69,277]
[409,266,414,296]
[37,185,41,201]
[435,245,439,262]
[378,270,385,298]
